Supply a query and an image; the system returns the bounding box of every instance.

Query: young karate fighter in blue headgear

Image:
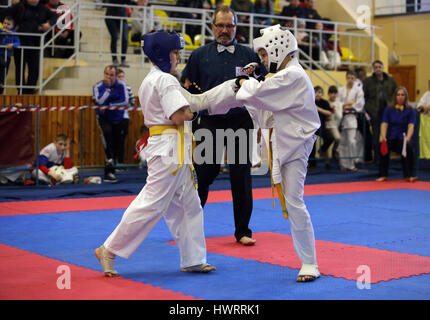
[95,30,216,277]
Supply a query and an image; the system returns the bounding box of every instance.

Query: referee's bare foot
[239,236,256,246]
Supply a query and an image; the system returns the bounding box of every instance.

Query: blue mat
[1,188,429,300]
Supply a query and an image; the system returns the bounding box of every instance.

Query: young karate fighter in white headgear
[183,24,321,282]
[95,30,215,277]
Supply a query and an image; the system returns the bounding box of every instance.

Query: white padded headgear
[253,24,298,73]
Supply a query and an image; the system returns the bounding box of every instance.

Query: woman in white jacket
[337,70,365,171]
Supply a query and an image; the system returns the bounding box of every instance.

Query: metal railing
[375,0,430,16]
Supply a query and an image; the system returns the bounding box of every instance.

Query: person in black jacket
[104,0,136,68]
[3,0,57,94]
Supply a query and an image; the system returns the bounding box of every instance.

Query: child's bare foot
[239,236,256,246]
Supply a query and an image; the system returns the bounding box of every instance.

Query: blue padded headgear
[142,31,185,73]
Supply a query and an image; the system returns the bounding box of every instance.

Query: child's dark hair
[346,70,357,78]
[56,134,68,142]
[3,16,15,26]
[328,85,338,94]
[314,85,323,93]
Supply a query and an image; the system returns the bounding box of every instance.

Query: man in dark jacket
[3,0,57,94]
[363,60,398,162]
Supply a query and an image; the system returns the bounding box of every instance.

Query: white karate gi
[417,90,430,114]
[187,59,320,267]
[237,60,320,266]
[337,85,365,169]
[104,66,207,268]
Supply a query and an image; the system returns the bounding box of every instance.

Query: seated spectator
[172,0,212,41]
[296,19,319,66]
[253,0,272,38]
[303,0,321,30]
[377,87,417,182]
[230,0,254,43]
[338,70,365,172]
[31,134,79,184]
[0,15,20,94]
[45,0,79,58]
[130,0,160,43]
[279,0,304,27]
[416,79,430,114]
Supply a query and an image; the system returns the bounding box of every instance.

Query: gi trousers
[104,157,207,268]
[280,136,318,265]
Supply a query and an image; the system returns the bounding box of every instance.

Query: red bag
[380,139,388,156]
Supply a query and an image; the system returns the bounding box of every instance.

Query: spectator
[377,86,417,182]
[363,60,398,163]
[279,0,304,27]
[31,134,79,184]
[253,0,272,38]
[230,0,254,43]
[3,0,57,94]
[416,79,430,114]
[115,68,134,165]
[182,6,266,246]
[215,0,224,9]
[0,15,20,94]
[303,0,321,30]
[105,0,136,68]
[354,67,366,89]
[45,0,78,58]
[337,70,365,172]
[324,85,343,167]
[354,67,373,163]
[130,0,160,43]
[172,0,212,42]
[92,65,129,183]
[309,85,332,171]
[296,18,319,68]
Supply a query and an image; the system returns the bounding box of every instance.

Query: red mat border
[0,243,197,300]
[1,180,429,216]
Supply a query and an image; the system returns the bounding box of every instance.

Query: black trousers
[370,116,383,163]
[0,55,11,94]
[105,18,129,62]
[192,113,254,241]
[14,47,40,94]
[379,138,416,178]
[97,116,129,174]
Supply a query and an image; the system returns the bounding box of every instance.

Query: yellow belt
[268,128,288,219]
[149,125,197,189]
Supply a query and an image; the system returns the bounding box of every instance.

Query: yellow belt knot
[268,128,288,219]
[149,124,198,189]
